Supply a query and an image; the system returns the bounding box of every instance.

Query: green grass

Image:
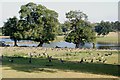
[0,32,2,36]
[2,47,119,77]
[2,56,119,76]
[96,37,118,43]
[53,36,64,42]
[2,47,119,64]
[54,32,118,43]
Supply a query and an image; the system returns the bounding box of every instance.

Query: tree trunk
[37,42,44,47]
[75,43,80,48]
[14,39,18,46]
[92,43,96,49]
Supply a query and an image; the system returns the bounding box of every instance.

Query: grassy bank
[54,32,118,43]
[96,32,118,43]
[1,47,119,78]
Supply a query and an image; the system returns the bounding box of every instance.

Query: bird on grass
[97,53,100,56]
[9,57,14,63]
[38,54,41,57]
[99,59,102,62]
[103,59,107,63]
[90,59,93,63]
[79,58,84,63]
[60,58,64,63]
[104,53,109,56]
[84,59,87,62]
[47,56,52,62]
[29,58,32,63]
[108,53,112,56]
[34,54,37,58]
[2,55,3,58]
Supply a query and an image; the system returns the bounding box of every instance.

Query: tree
[2,17,22,46]
[62,21,71,34]
[65,10,96,48]
[95,21,112,36]
[17,19,30,40]
[113,21,120,31]
[19,2,59,47]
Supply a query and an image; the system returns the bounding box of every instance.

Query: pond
[0,38,119,49]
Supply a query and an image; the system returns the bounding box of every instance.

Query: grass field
[48,32,119,44]
[1,47,119,78]
[96,32,119,43]
[54,32,119,43]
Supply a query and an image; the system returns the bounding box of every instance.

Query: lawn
[1,47,119,78]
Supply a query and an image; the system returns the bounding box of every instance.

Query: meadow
[1,47,119,78]
[96,32,119,43]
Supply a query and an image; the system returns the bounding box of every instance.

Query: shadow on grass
[2,56,120,77]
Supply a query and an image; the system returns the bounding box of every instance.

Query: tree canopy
[19,2,59,46]
[65,10,96,48]
[113,21,120,31]
[95,21,112,36]
[2,16,23,46]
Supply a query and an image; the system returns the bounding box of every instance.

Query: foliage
[65,10,96,48]
[113,21,120,31]
[95,21,113,36]
[2,16,22,46]
[19,2,59,46]
[61,21,71,33]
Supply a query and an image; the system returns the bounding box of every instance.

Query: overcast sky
[0,0,119,27]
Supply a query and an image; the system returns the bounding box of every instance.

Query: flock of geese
[79,52,112,63]
[1,47,113,64]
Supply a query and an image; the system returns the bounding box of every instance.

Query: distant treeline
[59,21,120,36]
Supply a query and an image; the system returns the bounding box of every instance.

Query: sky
[0,0,119,27]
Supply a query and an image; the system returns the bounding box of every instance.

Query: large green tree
[65,10,96,48]
[2,17,23,46]
[19,2,59,47]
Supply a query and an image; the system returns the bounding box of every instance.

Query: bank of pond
[0,38,119,50]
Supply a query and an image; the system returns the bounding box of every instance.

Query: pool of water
[0,38,119,49]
